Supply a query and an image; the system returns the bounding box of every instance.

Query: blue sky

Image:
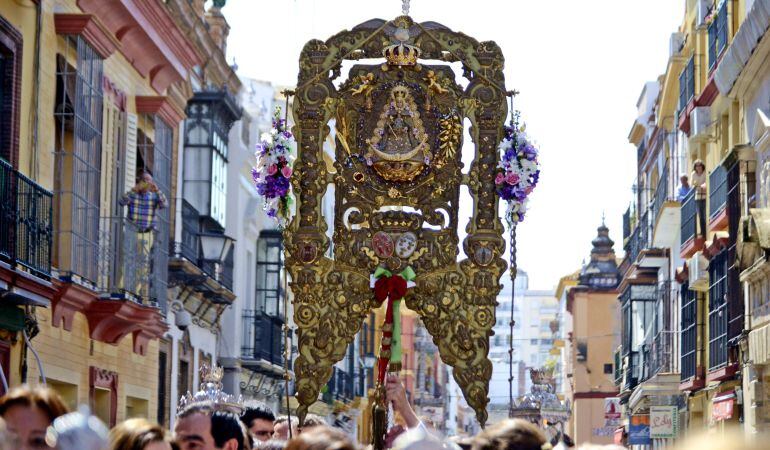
[225,0,684,289]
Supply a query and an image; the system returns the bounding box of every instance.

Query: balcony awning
[712,390,736,421]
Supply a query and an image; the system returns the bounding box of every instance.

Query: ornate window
[708,250,729,370]
[0,16,21,167]
[54,36,104,283]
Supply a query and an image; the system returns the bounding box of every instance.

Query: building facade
[0,0,225,428]
[562,223,621,446]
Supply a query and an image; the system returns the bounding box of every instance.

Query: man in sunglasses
[239,403,275,443]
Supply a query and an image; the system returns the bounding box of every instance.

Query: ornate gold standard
[285,15,509,427]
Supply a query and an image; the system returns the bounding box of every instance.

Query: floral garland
[495,111,540,223]
[252,108,294,226]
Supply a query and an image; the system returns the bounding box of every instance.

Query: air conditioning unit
[670,32,685,58]
[689,251,709,290]
[695,0,711,28]
[691,106,711,142]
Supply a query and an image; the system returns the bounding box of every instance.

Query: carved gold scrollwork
[288,15,508,427]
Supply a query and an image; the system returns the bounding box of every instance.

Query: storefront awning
[712,390,736,421]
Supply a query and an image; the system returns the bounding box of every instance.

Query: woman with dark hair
[691,159,707,238]
[471,419,550,450]
[110,418,171,450]
[0,385,69,449]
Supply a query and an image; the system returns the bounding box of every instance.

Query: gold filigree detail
[289,15,509,429]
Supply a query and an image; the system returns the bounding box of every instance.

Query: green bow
[374,266,416,281]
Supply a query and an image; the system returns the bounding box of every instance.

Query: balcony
[323,367,355,403]
[709,164,728,230]
[0,159,54,280]
[651,162,681,248]
[680,188,705,258]
[625,210,656,266]
[97,216,166,306]
[708,249,729,372]
[241,309,284,372]
[648,282,675,377]
[707,0,729,73]
[168,199,235,306]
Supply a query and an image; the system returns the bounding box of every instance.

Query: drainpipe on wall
[30,0,42,180]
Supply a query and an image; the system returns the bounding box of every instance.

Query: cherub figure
[424,70,448,110]
[351,72,376,111]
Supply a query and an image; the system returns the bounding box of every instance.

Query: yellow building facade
[0,0,237,427]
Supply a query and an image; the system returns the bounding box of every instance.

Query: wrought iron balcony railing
[709,164,728,220]
[97,216,167,306]
[648,282,675,378]
[680,282,698,381]
[241,309,284,367]
[680,188,697,246]
[679,56,695,113]
[623,207,631,242]
[652,162,673,224]
[625,210,650,264]
[0,159,53,279]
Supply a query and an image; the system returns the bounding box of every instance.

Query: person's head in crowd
[448,435,473,450]
[241,404,276,443]
[298,414,326,432]
[0,417,18,450]
[576,445,624,450]
[174,402,245,450]
[669,427,762,450]
[255,439,287,450]
[0,385,69,449]
[44,406,109,450]
[285,426,356,450]
[392,427,458,450]
[471,419,549,450]
[110,418,171,450]
[272,416,298,441]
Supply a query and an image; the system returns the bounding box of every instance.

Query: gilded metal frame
[286,15,509,426]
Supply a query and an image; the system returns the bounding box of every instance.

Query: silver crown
[178,364,244,414]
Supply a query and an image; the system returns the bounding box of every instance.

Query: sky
[224,0,684,290]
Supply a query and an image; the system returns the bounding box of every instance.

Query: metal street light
[199,232,234,282]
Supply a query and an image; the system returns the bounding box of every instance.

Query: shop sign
[712,391,736,421]
[650,406,678,438]
[628,414,651,446]
[604,397,621,419]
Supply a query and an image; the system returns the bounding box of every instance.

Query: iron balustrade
[653,162,670,224]
[178,199,200,263]
[680,282,698,381]
[0,159,53,279]
[680,188,697,246]
[97,216,165,306]
[240,309,284,367]
[679,57,695,113]
[623,207,631,242]
[726,158,744,343]
[649,281,675,377]
[626,210,650,264]
[709,164,728,219]
[614,348,622,386]
[708,250,729,370]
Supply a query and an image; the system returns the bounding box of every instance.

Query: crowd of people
[0,374,762,450]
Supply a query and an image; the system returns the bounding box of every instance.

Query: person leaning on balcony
[120,170,168,234]
[677,174,691,202]
[691,160,707,238]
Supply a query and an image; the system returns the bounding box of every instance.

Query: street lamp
[199,231,234,282]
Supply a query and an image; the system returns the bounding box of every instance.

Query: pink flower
[267,164,278,175]
[505,173,520,185]
[495,173,505,185]
[281,166,293,178]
